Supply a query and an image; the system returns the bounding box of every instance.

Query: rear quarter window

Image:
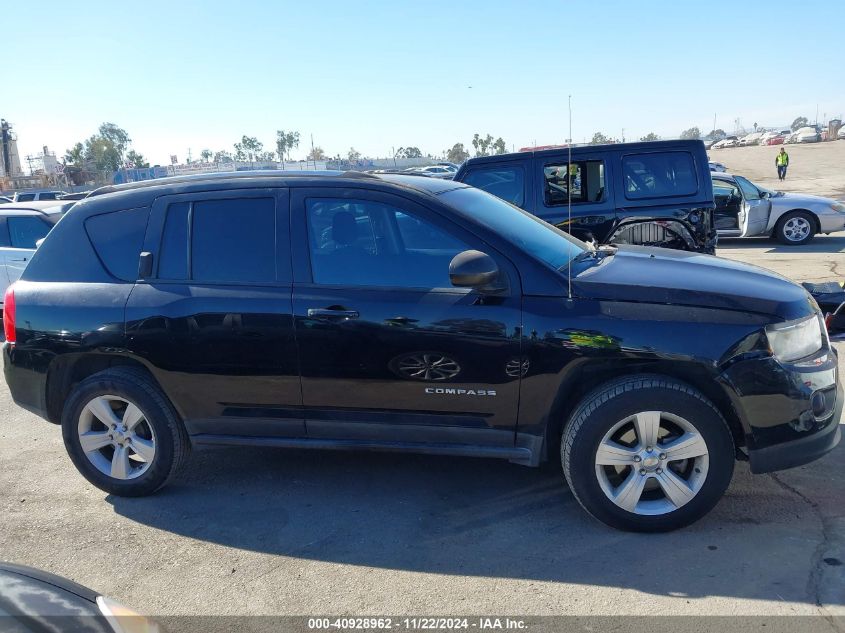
[461,165,526,208]
[622,151,698,200]
[84,207,150,281]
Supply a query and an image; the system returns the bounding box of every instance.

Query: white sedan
[712,172,845,245]
[0,201,72,308]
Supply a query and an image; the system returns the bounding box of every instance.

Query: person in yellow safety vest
[775,147,789,181]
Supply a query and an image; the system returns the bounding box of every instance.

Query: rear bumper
[3,342,50,421]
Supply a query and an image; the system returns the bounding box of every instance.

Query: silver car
[712,172,845,245]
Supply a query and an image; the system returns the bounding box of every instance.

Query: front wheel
[775,211,815,245]
[561,375,735,532]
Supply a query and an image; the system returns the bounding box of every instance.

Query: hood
[776,191,836,204]
[572,245,815,320]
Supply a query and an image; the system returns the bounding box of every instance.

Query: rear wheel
[775,211,815,245]
[62,368,189,496]
[561,375,735,532]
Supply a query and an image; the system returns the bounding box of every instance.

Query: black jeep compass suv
[3,171,840,531]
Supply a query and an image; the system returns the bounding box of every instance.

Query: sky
[4,0,845,167]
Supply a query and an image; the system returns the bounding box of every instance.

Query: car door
[2,214,52,284]
[712,179,744,236]
[533,153,614,244]
[125,188,304,439]
[290,186,523,449]
[733,175,771,237]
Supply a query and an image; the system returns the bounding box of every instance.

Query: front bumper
[721,346,841,474]
[817,213,845,235]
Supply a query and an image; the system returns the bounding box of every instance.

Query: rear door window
[157,197,278,284]
[7,215,52,249]
[461,165,525,208]
[622,151,698,199]
[85,207,150,281]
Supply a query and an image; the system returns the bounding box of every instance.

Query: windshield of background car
[440,186,587,271]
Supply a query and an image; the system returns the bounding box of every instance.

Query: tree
[348,147,361,161]
[680,127,701,140]
[492,137,507,155]
[234,135,263,163]
[125,150,149,168]
[790,116,809,131]
[276,130,301,161]
[445,143,470,164]
[214,150,233,163]
[64,142,84,166]
[471,133,494,157]
[256,151,275,162]
[307,146,326,161]
[98,123,131,163]
[395,146,422,159]
[84,134,121,171]
[590,132,611,145]
[200,149,212,162]
[705,129,726,140]
[639,132,659,141]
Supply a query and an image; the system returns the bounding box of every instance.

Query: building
[0,119,23,179]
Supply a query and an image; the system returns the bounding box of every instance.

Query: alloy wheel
[782,216,811,242]
[594,411,709,515]
[77,395,157,480]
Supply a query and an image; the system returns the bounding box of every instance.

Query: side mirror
[449,250,500,290]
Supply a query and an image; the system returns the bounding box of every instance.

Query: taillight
[3,284,15,344]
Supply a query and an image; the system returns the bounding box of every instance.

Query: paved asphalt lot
[1,237,844,620]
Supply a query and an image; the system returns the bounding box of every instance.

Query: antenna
[567,94,573,301]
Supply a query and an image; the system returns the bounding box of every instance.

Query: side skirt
[189,433,542,467]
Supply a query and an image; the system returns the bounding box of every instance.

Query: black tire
[774,211,815,245]
[561,375,735,532]
[61,367,189,496]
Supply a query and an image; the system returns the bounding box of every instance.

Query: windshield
[440,186,588,270]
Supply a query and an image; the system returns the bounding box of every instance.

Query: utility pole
[310,134,315,170]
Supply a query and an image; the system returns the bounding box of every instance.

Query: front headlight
[96,596,159,633]
[765,314,823,363]
[830,202,845,213]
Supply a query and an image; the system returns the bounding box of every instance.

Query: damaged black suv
[3,171,840,531]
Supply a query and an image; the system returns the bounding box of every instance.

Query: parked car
[738,132,765,146]
[12,191,66,202]
[0,561,158,632]
[408,165,455,179]
[759,130,789,145]
[0,196,12,204]
[59,190,93,200]
[453,139,717,253]
[837,127,845,140]
[0,201,72,309]
[786,126,822,144]
[712,172,845,244]
[711,136,739,149]
[3,171,841,532]
[709,161,727,172]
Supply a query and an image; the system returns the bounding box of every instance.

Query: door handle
[307,308,360,320]
[8,258,27,262]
